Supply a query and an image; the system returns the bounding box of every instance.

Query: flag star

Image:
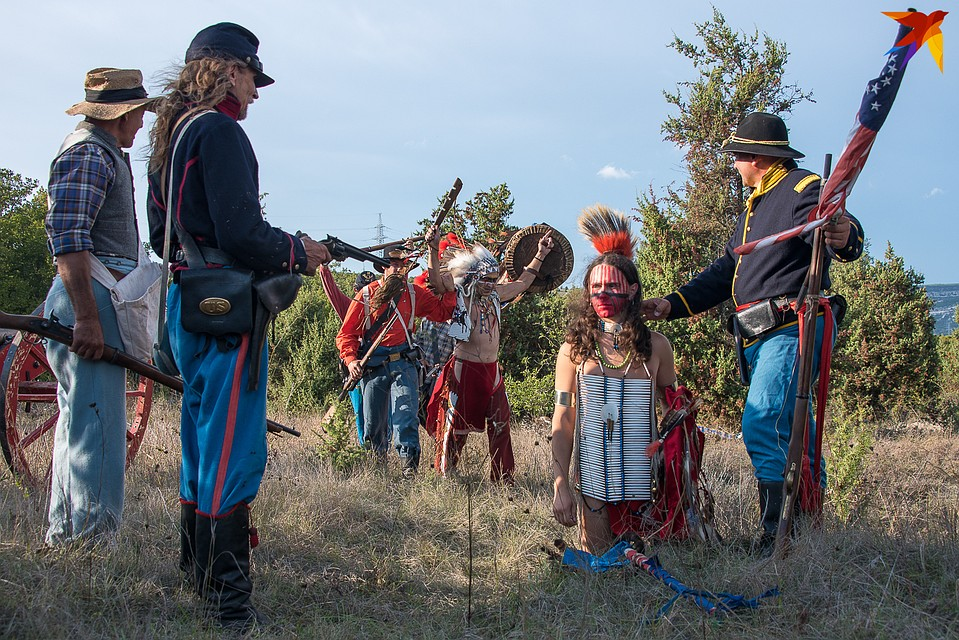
[870,101,881,111]
[881,75,893,86]
[887,62,898,74]
[869,82,879,94]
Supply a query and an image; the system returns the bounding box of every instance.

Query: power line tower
[373,213,386,245]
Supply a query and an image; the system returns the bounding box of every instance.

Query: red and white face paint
[589,264,632,319]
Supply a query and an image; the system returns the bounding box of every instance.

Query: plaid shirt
[415,319,456,380]
[46,142,116,256]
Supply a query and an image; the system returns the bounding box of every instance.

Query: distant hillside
[928,283,959,335]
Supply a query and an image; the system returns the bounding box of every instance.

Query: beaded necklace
[595,340,632,370]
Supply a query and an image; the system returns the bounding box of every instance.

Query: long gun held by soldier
[0,310,300,437]
[319,235,391,270]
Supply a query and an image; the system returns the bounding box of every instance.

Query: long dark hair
[565,252,651,365]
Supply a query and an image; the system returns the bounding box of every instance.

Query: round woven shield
[502,224,574,294]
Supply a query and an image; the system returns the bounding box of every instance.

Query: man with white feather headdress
[424,231,553,482]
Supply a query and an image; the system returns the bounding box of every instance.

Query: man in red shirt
[336,229,455,474]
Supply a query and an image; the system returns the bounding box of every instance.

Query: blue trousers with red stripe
[741,316,830,485]
[168,284,268,517]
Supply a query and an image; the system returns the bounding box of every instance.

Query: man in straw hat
[424,231,553,482]
[146,23,331,630]
[642,112,864,554]
[43,67,156,547]
[336,229,456,477]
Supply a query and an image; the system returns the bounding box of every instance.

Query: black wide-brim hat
[719,112,804,159]
[186,22,275,88]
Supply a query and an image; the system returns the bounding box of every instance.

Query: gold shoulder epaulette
[794,174,821,193]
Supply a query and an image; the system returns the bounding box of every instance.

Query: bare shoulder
[649,330,673,354]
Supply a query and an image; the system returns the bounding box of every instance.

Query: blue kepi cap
[186,22,275,87]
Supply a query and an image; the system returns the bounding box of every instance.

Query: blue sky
[3,1,955,285]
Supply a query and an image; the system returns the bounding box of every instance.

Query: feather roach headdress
[447,243,499,296]
[578,204,636,258]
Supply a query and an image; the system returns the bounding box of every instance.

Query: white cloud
[925,187,945,199]
[597,164,633,180]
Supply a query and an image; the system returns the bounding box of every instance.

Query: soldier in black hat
[641,112,865,554]
[146,22,332,630]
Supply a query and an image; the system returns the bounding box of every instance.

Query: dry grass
[2,402,959,639]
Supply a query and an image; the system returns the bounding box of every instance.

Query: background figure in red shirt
[336,227,455,475]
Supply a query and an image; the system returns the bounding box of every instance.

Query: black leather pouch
[178,267,254,336]
[735,300,780,340]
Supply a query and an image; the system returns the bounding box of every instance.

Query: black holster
[248,273,302,390]
[727,314,751,386]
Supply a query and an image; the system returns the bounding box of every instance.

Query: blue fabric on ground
[561,540,632,572]
[561,541,779,619]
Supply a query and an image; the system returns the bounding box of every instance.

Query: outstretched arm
[497,231,553,300]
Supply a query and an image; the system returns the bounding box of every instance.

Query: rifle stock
[337,312,400,401]
[434,178,463,229]
[0,310,300,438]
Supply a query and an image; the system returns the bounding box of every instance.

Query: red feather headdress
[578,204,636,258]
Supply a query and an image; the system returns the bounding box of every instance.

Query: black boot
[754,481,784,556]
[402,450,420,478]
[179,502,200,591]
[195,506,267,631]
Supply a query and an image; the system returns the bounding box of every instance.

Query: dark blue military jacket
[665,160,863,318]
[147,105,308,274]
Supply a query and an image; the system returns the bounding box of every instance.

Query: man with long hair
[336,229,455,476]
[551,206,679,553]
[146,23,330,629]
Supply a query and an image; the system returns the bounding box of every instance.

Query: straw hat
[65,68,156,120]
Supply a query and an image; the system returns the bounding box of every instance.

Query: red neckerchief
[215,93,242,120]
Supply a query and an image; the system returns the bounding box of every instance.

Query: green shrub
[504,367,554,421]
[315,399,367,472]
[829,244,939,426]
[499,288,569,380]
[268,273,350,413]
[826,408,875,522]
[936,309,959,430]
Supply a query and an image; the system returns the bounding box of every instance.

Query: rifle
[0,310,300,437]
[337,312,399,401]
[318,235,390,270]
[363,237,424,253]
[775,154,833,557]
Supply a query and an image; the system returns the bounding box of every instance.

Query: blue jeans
[168,284,269,517]
[742,316,831,485]
[359,344,420,460]
[349,387,365,445]
[44,275,127,545]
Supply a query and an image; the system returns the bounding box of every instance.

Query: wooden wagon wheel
[0,323,154,490]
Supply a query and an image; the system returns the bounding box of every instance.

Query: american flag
[734,21,916,256]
